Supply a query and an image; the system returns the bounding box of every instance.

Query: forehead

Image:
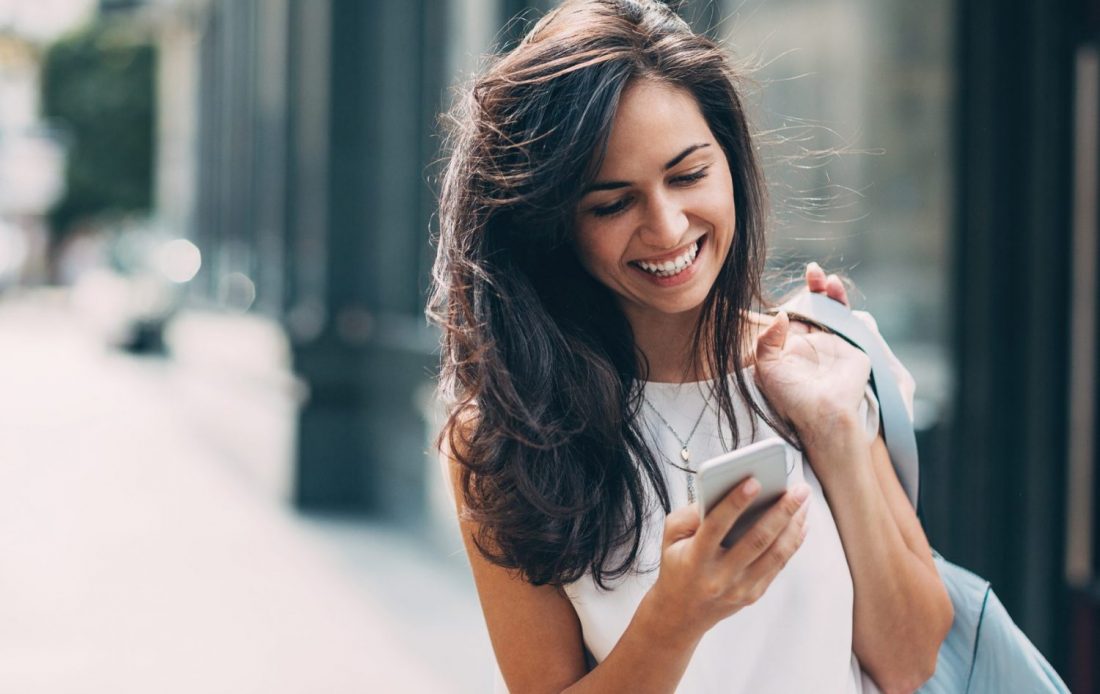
[598,79,715,173]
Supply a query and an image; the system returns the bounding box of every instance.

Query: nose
[638,191,689,249]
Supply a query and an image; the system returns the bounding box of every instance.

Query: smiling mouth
[630,235,705,278]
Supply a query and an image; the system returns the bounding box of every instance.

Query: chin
[632,283,714,318]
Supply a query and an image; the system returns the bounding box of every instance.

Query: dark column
[194,5,221,297]
[500,0,555,48]
[193,0,265,302]
[285,0,366,510]
[947,0,1078,669]
[286,0,447,519]
[253,0,291,316]
[1065,1,1100,690]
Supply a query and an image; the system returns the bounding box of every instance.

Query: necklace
[642,394,711,503]
[643,397,709,465]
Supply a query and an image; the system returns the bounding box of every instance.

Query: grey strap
[773,292,920,509]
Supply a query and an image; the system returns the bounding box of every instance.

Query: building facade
[146,0,1099,687]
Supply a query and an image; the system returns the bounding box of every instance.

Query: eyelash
[589,167,711,218]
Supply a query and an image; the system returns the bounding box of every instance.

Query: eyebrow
[583,143,711,194]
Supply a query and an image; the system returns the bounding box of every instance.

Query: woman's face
[573,79,736,330]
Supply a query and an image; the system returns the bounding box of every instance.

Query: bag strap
[774,292,920,509]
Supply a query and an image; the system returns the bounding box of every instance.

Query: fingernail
[792,483,811,502]
[743,478,761,497]
[800,523,809,540]
[808,261,822,273]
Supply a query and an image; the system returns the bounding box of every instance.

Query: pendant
[680,448,690,462]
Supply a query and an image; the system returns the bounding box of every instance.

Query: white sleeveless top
[559,366,883,694]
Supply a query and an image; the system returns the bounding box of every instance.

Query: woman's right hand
[646,478,812,641]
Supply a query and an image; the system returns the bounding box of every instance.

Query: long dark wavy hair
[428,0,797,589]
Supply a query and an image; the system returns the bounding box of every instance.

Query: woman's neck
[627,306,766,384]
[622,300,705,383]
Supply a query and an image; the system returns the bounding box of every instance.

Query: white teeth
[636,240,700,277]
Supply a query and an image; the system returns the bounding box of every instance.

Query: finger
[755,311,789,362]
[825,273,849,307]
[722,483,810,569]
[663,503,701,548]
[740,501,810,592]
[805,261,827,293]
[694,477,761,549]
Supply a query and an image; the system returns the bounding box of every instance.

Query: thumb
[663,504,701,547]
[755,311,789,361]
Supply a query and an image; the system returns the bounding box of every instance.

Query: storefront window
[722,0,955,419]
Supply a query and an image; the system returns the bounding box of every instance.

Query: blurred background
[0,0,1096,691]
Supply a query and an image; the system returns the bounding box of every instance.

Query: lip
[627,234,707,288]
[630,236,705,265]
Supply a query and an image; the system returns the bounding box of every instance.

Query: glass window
[721,0,955,420]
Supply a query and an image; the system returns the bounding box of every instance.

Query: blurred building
[0,30,65,285]
[135,0,484,537]
[99,0,1100,689]
[0,31,37,133]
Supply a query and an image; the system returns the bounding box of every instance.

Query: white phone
[696,437,790,548]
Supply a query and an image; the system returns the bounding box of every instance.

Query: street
[0,291,493,693]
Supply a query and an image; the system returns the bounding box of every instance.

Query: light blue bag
[778,293,1070,694]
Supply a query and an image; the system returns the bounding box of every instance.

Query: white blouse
[559,367,884,694]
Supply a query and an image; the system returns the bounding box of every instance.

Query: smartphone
[696,437,790,548]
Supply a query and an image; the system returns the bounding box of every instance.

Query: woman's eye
[672,167,709,186]
[586,167,708,218]
[591,198,631,218]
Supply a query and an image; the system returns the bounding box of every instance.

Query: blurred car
[65,222,200,354]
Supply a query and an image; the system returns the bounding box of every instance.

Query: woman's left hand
[803,260,848,306]
[753,263,870,440]
[753,312,870,438]
[797,261,917,422]
[787,261,849,342]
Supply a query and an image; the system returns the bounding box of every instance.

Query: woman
[429,1,953,692]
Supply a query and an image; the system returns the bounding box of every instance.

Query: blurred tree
[41,19,155,243]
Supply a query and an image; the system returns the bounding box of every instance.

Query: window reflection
[721,0,955,416]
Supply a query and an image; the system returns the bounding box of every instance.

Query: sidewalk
[0,292,493,693]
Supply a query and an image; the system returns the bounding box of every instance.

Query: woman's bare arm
[805,417,953,694]
[751,312,952,694]
[801,269,952,693]
[453,496,701,694]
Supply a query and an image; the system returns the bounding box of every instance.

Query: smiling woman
[428,1,952,692]
[573,81,737,377]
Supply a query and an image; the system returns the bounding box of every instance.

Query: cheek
[704,176,736,219]
[571,230,602,277]
[573,225,621,273]
[699,184,736,238]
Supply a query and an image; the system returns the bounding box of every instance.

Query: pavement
[0,290,495,694]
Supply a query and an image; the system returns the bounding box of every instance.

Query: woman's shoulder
[438,405,480,511]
